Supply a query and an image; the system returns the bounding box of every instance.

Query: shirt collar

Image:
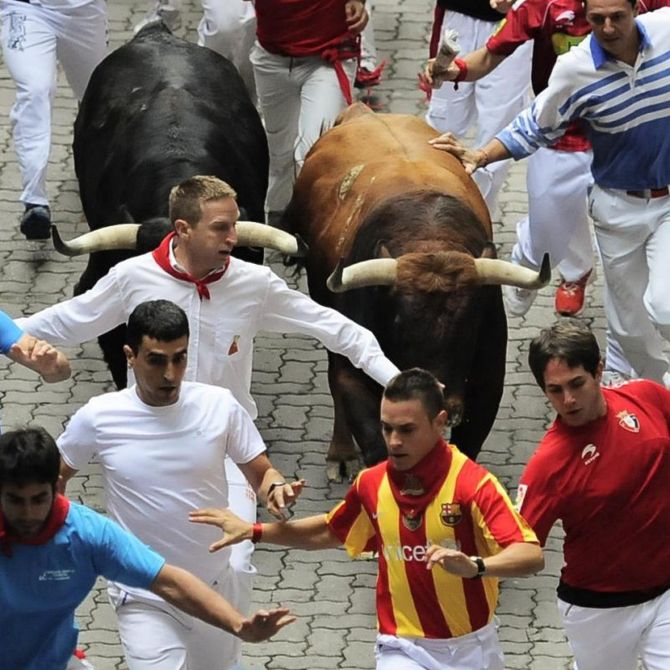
[589,19,651,69]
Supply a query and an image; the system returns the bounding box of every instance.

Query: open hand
[189,507,251,552]
[267,479,306,519]
[236,607,296,642]
[428,133,484,174]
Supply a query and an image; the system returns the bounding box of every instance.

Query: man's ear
[173,218,191,238]
[435,409,449,432]
[594,359,604,384]
[123,344,135,367]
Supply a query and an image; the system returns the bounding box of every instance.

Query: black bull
[70,23,268,388]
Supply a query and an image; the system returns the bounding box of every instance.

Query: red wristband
[453,58,468,90]
[251,522,263,544]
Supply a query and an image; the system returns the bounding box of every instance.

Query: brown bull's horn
[52,224,140,257]
[236,221,307,257]
[327,257,398,293]
[473,252,551,289]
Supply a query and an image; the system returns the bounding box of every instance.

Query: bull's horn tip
[295,234,309,257]
[539,253,551,285]
[326,258,345,292]
[51,225,74,256]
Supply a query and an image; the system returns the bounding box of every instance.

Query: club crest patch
[616,410,640,433]
[440,503,462,527]
[402,513,423,531]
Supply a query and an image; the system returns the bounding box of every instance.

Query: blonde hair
[169,175,237,227]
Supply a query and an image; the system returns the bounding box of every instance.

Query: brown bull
[282,104,547,477]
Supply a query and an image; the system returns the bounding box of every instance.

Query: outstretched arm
[426,46,507,86]
[150,564,295,641]
[190,507,342,553]
[7,334,71,382]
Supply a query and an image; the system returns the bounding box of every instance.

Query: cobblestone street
[0,1,621,668]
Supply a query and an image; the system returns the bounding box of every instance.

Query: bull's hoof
[326,457,362,483]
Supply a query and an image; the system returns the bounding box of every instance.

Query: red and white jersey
[327,444,537,639]
[518,380,670,592]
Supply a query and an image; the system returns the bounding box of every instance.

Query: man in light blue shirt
[0,427,294,670]
[431,0,670,388]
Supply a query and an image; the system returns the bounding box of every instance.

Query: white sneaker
[503,284,537,317]
[601,370,631,388]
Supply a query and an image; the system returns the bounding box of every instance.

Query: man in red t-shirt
[519,321,670,669]
[192,368,543,669]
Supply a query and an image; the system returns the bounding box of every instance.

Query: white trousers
[375,621,504,670]
[512,147,593,282]
[426,11,531,216]
[110,564,241,670]
[196,0,256,100]
[558,590,670,670]
[250,42,357,215]
[589,184,670,382]
[109,459,255,670]
[0,0,107,206]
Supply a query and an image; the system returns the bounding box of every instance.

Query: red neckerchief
[386,439,452,519]
[152,232,229,300]
[0,493,70,557]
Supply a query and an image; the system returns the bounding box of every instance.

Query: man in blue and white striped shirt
[432,0,670,388]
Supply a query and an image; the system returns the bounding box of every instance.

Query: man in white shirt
[58,299,302,670]
[15,174,400,638]
[0,0,107,238]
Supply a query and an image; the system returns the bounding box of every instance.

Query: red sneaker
[555,270,592,316]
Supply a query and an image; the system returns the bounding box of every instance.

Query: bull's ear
[375,241,393,259]
[480,242,498,260]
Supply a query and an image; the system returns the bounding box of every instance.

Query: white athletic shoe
[600,370,631,388]
[503,284,537,317]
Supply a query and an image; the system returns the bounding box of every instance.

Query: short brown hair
[169,175,237,227]
[528,321,601,390]
[383,368,445,419]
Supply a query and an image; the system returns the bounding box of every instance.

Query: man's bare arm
[190,508,342,553]
[150,564,295,641]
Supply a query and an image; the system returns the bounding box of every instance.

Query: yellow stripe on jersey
[377,473,422,636]
[470,474,537,614]
[343,508,375,557]
[425,448,473,637]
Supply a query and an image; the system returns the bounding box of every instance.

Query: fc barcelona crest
[440,503,462,527]
[616,410,640,433]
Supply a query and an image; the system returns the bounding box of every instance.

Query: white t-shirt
[57,381,265,597]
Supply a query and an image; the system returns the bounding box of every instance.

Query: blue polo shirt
[1,502,165,670]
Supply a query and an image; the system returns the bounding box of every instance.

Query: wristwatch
[469,555,486,578]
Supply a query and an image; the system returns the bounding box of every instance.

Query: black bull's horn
[327,251,550,292]
[51,222,308,257]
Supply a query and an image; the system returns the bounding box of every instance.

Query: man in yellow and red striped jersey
[191,368,543,670]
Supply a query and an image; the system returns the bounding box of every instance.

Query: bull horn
[52,224,140,256]
[236,221,307,257]
[473,252,551,289]
[327,257,397,292]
